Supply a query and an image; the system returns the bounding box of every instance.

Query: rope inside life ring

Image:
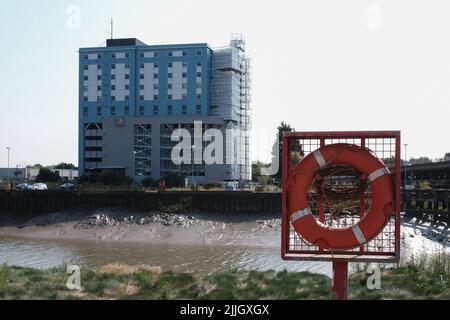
[286,143,395,250]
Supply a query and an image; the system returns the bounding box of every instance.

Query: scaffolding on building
[211,34,252,181]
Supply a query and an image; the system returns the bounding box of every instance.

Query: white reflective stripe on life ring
[367,167,391,183]
[290,208,312,223]
[313,150,327,169]
[352,224,367,245]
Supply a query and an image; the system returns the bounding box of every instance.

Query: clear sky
[0,0,449,168]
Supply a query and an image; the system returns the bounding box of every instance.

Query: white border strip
[367,167,390,183]
[290,208,312,223]
[313,150,327,169]
[352,225,367,245]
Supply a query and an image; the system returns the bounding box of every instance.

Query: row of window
[84,93,203,102]
[84,83,201,92]
[84,74,130,80]
[83,105,203,116]
[84,71,201,80]
[84,61,202,70]
[84,50,203,60]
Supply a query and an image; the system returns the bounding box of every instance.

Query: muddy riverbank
[0,210,449,276]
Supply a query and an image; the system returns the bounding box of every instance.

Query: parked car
[29,183,48,191]
[60,183,76,191]
[16,183,30,191]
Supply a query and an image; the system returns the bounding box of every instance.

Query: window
[84,97,88,102]
[83,107,88,116]
[168,105,173,115]
[140,74,145,79]
[125,95,130,101]
[124,106,130,116]
[153,84,159,90]
[168,62,173,68]
[97,64,102,70]
[196,50,202,56]
[140,95,144,101]
[111,106,116,116]
[154,63,159,68]
[111,96,116,101]
[182,94,188,99]
[98,96,102,101]
[125,84,129,90]
[168,95,172,100]
[84,54,88,59]
[140,52,144,58]
[196,105,202,115]
[125,74,130,79]
[125,53,129,58]
[196,83,202,89]
[112,53,116,59]
[168,73,173,79]
[111,75,116,80]
[197,94,202,99]
[182,73,187,78]
[182,62,188,68]
[111,85,116,90]
[182,51,188,56]
[168,84,173,89]
[84,76,88,81]
[154,74,159,79]
[97,107,102,116]
[168,51,173,57]
[140,85,144,90]
[154,95,159,100]
[97,85,102,91]
[182,83,187,89]
[196,72,202,77]
[197,61,202,67]
[153,105,159,115]
[83,86,88,92]
[84,65,88,70]
[182,105,187,115]
[140,63,144,69]
[97,75,102,80]
[97,54,102,59]
[139,106,144,116]
[125,64,130,69]
[154,52,159,58]
[111,64,116,69]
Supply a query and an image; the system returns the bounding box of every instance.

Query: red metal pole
[332,261,348,300]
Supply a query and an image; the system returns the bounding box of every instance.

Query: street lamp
[6,147,11,182]
[404,144,408,188]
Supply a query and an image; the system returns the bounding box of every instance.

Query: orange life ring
[287,143,395,250]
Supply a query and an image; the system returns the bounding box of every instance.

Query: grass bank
[1,253,449,300]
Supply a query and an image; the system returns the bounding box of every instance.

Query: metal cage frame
[281,131,401,263]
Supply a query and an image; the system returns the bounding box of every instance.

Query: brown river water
[0,211,448,277]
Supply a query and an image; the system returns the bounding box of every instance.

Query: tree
[36,168,61,182]
[444,153,450,161]
[272,122,302,182]
[408,157,433,165]
[252,161,269,182]
[55,163,77,170]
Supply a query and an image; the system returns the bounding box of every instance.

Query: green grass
[0,253,449,300]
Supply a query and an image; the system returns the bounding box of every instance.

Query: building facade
[79,36,251,183]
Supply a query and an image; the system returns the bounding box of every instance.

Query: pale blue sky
[1,0,449,168]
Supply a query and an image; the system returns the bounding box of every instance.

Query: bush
[164,173,185,188]
[79,172,133,186]
[203,182,223,190]
[36,168,61,182]
[142,178,157,189]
